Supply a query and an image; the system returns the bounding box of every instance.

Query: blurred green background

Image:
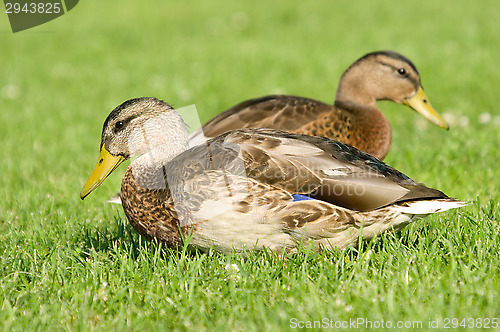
[2,0,499,202]
[1,0,499,330]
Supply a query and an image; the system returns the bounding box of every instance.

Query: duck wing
[172,128,446,215]
[217,129,447,212]
[189,95,334,144]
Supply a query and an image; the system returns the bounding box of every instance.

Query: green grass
[1,0,500,330]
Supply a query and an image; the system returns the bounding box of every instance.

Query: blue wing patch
[292,194,315,202]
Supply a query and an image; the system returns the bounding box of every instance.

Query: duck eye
[114,121,124,131]
[398,68,407,75]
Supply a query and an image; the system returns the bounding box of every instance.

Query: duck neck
[339,100,392,159]
[334,98,391,160]
[332,65,392,159]
[129,114,189,189]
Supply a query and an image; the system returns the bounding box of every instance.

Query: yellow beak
[80,145,125,199]
[403,86,449,130]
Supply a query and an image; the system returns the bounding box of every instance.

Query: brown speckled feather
[199,95,367,150]
[120,168,184,247]
[202,96,337,133]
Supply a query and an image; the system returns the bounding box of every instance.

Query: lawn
[1,0,499,330]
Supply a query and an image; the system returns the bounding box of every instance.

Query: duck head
[336,50,449,129]
[80,97,188,199]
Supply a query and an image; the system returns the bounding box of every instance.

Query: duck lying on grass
[190,50,449,160]
[81,97,464,253]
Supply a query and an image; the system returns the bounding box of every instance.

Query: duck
[80,97,464,253]
[189,50,449,160]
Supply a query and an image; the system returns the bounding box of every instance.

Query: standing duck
[190,50,449,160]
[81,98,463,253]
